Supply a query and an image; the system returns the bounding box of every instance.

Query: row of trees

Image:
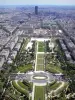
[0,39,35,100]
[15,41,35,67]
[56,39,75,95]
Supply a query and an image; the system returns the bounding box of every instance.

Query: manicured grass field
[37,58,44,64]
[46,63,62,73]
[37,54,44,58]
[38,42,45,52]
[49,82,61,91]
[55,82,68,95]
[47,81,68,95]
[16,64,33,73]
[45,53,63,73]
[46,81,61,92]
[34,86,45,100]
[36,65,44,71]
[12,81,29,97]
[36,54,45,71]
[18,81,29,91]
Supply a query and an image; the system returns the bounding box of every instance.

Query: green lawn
[47,81,68,95]
[36,54,44,71]
[34,86,45,100]
[46,63,63,74]
[38,47,44,52]
[12,81,29,97]
[46,81,62,93]
[36,65,44,71]
[16,64,33,73]
[49,82,61,91]
[18,81,29,91]
[55,82,68,95]
[37,58,44,64]
[38,42,45,52]
[37,54,44,58]
[45,54,63,73]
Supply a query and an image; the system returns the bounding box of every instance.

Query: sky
[0,0,75,6]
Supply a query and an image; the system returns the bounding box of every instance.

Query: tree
[0,81,3,95]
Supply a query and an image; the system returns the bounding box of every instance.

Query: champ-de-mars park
[1,36,75,100]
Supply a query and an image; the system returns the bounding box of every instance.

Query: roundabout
[26,71,55,84]
[13,71,55,84]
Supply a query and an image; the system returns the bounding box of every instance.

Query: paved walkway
[54,81,65,93]
[32,41,38,100]
[35,41,38,71]
[32,84,35,100]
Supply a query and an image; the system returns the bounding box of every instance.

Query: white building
[0,49,10,60]
[5,42,16,51]
[10,50,17,60]
[7,58,13,64]
[14,42,21,51]
[64,51,72,61]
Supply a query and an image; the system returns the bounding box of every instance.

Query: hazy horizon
[0,0,75,6]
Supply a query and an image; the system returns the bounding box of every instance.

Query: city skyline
[0,0,75,6]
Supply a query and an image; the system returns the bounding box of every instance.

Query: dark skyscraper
[35,6,38,15]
